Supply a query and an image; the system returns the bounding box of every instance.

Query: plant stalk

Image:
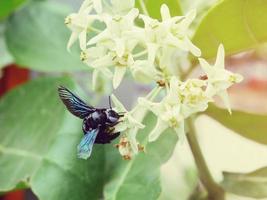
[186,117,225,200]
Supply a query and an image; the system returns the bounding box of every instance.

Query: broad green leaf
[136,0,182,19]
[0,77,104,200]
[5,1,88,72]
[0,0,26,20]
[221,167,267,198]
[104,113,178,200]
[31,117,105,200]
[179,0,218,13]
[192,0,267,59]
[205,104,267,145]
[0,77,68,191]
[0,23,13,68]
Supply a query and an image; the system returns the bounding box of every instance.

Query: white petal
[111,0,135,13]
[67,32,79,51]
[93,0,102,13]
[215,44,225,68]
[115,39,125,57]
[165,34,187,50]
[174,120,185,142]
[100,68,113,78]
[111,94,127,112]
[92,69,99,90]
[167,77,180,103]
[113,67,126,89]
[181,9,196,29]
[79,0,92,13]
[146,86,162,101]
[126,8,139,23]
[198,58,211,74]
[149,119,168,142]
[91,54,114,68]
[139,14,155,28]
[131,60,156,83]
[87,29,109,45]
[79,30,87,50]
[127,128,139,154]
[128,115,145,129]
[232,73,244,83]
[218,90,232,114]
[147,43,159,63]
[173,105,182,121]
[160,4,171,21]
[138,98,163,116]
[185,37,201,57]
[205,83,217,97]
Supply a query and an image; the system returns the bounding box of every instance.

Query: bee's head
[105,109,123,123]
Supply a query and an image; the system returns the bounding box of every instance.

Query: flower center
[65,16,71,25]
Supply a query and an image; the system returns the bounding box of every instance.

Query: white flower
[198,44,243,113]
[110,0,135,15]
[115,136,144,160]
[139,97,185,142]
[136,4,200,64]
[89,42,136,89]
[87,8,139,57]
[139,76,212,142]
[168,9,201,56]
[111,94,145,154]
[167,77,211,118]
[130,60,159,83]
[65,0,102,50]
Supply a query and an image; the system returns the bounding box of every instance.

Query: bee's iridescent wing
[58,86,95,119]
[77,128,99,159]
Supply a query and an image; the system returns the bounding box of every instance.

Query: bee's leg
[105,121,121,127]
[107,132,120,142]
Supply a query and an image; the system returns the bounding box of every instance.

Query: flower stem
[186,117,225,200]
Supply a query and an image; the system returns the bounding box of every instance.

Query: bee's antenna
[108,96,112,109]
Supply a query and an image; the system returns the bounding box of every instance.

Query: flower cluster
[66,0,243,159]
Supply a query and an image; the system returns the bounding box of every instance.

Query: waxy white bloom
[115,136,144,160]
[87,8,139,57]
[169,77,211,118]
[199,45,243,113]
[111,94,145,154]
[65,0,102,50]
[83,8,140,88]
[65,0,244,158]
[130,60,159,83]
[136,4,200,65]
[110,0,135,15]
[139,97,185,142]
[139,76,212,142]
[88,41,136,88]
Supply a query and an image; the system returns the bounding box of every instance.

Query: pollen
[64,16,71,25]
[229,75,238,83]
[80,51,87,61]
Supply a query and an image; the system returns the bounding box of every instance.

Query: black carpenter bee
[58,86,124,159]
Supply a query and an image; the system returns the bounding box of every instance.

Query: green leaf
[179,0,218,13]
[221,167,267,198]
[192,0,267,59]
[136,0,183,19]
[31,118,105,200]
[0,77,67,191]
[0,23,13,68]
[103,113,178,200]
[205,104,267,145]
[0,77,104,200]
[0,0,26,20]
[5,1,88,72]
